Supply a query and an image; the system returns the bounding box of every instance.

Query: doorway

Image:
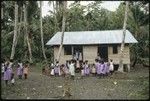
[98,45,108,61]
[73,45,83,61]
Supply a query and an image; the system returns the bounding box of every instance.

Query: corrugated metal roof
[46,30,138,45]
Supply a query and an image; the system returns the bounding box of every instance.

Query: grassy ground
[1,64,149,100]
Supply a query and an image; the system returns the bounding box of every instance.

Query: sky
[41,1,121,17]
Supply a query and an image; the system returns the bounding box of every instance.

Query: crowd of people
[43,57,114,79]
[1,59,29,86]
[1,56,115,85]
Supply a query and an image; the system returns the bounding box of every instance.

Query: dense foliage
[1,1,149,66]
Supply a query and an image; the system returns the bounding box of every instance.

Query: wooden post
[72,46,74,59]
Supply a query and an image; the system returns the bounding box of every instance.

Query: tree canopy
[1,1,149,66]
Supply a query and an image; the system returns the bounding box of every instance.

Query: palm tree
[16,4,23,49]
[10,1,18,60]
[40,1,47,60]
[1,2,4,20]
[23,1,33,63]
[56,1,67,61]
[118,1,129,72]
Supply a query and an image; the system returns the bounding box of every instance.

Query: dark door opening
[73,45,83,61]
[98,45,108,61]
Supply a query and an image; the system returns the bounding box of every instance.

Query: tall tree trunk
[10,2,18,60]
[40,1,47,60]
[56,1,67,61]
[53,1,59,33]
[118,1,129,72]
[1,4,3,20]
[23,3,27,61]
[16,7,23,46]
[24,1,33,63]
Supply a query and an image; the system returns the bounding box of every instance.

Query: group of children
[1,59,29,86]
[43,58,114,79]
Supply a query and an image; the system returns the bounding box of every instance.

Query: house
[46,30,138,71]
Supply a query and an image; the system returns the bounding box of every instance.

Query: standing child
[7,60,13,81]
[69,59,75,80]
[23,64,29,79]
[101,60,106,78]
[10,73,15,85]
[17,64,22,79]
[76,60,80,73]
[95,59,100,77]
[1,59,5,79]
[65,63,69,75]
[50,63,54,76]
[61,64,66,77]
[9,59,13,68]
[84,60,90,76]
[54,61,60,76]
[109,59,114,75]
[3,62,9,85]
[105,60,110,76]
[66,60,69,69]
[81,62,85,77]
[91,64,96,76]
[17,60,23,79]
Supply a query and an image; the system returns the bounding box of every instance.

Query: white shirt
[2,64,5,73]
[109,62,114,71]
[18,63,23,69]
[8,62,13,68]
[69,63,75,76]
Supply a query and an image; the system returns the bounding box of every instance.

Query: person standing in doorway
[96,54,101,61]
[79,52,82,61]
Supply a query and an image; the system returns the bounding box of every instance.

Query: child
[4,62,9,86]
[65,64,69,75]
[50,63,54,76]
[81,62,85,77]
[17,60,23,79]
[59,65,63,76]
[17,64,22,79]
[9,59,13,68]
[84,60,90,76]
[91,63,96,76]
[10,73,15,85]
[54,61,60,76]
[95,59,99,76]
[69,59,75,80]
[66,60,69,69]
[105,60,110,76]
[7,62,13,81]
[50,63,54,70]
[1,60,5,79]
[109,59,114,75]
[23,64,29,79]
[101,60,106,78]
[61,64,66,77]
[76,60,80,73]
